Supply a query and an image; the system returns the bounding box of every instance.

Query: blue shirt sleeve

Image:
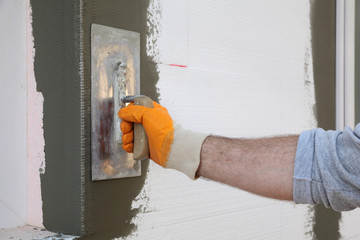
[293,124,360,211]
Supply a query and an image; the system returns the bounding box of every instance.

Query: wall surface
[125,0,360,239]
[3,0,360,239]
[0,0,28,229]
[127,0,317,239]
[81,1,160,239]
[31,0,83,235]
[30,0,160,238]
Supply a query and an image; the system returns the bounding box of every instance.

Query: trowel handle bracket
[122,95,153,160]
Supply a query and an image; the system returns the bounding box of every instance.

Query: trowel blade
[91,24,141,180]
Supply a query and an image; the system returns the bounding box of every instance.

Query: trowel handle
[127,95,153,160]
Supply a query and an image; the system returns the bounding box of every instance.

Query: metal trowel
[91,24,152,181]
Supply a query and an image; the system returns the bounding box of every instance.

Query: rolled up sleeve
[293,124,360,211]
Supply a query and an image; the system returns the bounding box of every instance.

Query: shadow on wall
[310,0,341,240]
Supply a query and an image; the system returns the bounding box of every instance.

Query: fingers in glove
[118,104,150,123]
[122,131,134,145]
[120,120,133,134]
[122,142,133,153]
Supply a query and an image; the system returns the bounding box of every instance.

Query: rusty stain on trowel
[91,24,141,180]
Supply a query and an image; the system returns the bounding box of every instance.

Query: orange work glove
[118,101,208,179]
[119,102,173,166]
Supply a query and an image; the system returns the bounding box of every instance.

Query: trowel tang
[122,95,153,161]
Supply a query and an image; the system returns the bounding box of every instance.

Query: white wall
[0,0,28,229]
[2,0,360,238]
[125,0,317,239]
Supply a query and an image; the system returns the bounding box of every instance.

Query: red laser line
[168,64,187,68]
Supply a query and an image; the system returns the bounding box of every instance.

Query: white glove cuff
[165,123,209,179]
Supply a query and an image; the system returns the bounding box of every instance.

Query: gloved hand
[118,101,208,179]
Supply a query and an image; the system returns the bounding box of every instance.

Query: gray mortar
[31,0,159,239]
[309,0,341,239]
[31,0,82,235]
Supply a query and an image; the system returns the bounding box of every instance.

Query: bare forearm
[197,135,299,200]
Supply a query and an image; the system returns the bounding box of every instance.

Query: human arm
[118,101,297,200]
[198,135,298,200]
[198,126,360,211]
[119,100,360,211]
[198,125,360,211]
